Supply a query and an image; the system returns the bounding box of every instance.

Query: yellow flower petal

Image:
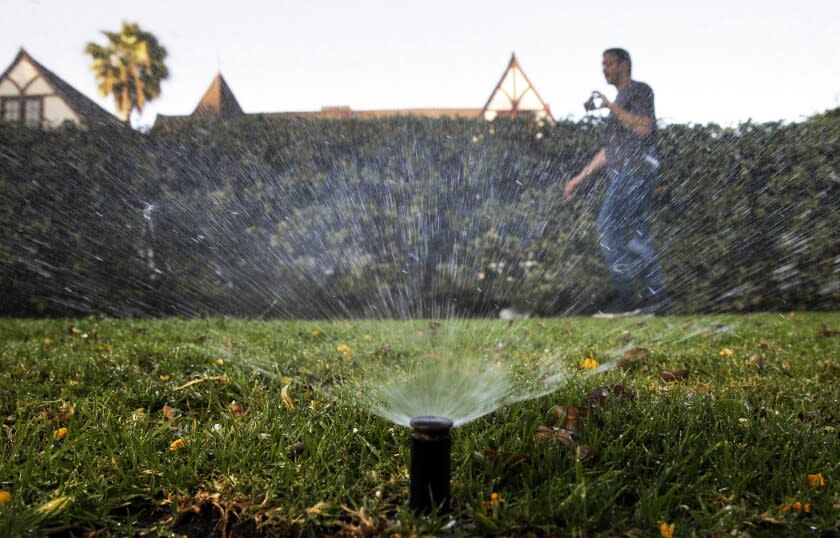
[169,438,186,451]
[0,491,11,504]
[336,343,353,358]
[581,358,599,370]
[54,427,68,440]
[658,521,675,538]
[807,472,825,487]
[719,348,734,357]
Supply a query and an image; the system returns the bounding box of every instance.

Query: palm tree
[85,22,169,123]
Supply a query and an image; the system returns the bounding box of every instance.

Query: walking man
[564,48,668,315]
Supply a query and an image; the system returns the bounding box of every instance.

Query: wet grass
[0,313,837,537]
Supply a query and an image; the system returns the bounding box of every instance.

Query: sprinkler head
[409,416,453,514]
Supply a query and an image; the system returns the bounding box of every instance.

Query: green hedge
[0,113,837,317]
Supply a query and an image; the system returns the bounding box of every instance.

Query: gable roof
[154,53,553,130]
[481,53,553,122]
[192,73,244,118]
[1,48,118,124]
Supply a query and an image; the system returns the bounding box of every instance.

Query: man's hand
[593,91,612,110]
[596,92,653,137]
[565,149,606,201]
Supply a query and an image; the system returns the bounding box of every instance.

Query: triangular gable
[0,48,117,126]
[481,53,553,123]
[192,74,244,118]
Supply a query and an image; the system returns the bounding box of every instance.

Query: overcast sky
[2,0,838,127]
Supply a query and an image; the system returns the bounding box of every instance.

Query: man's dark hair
[604,48,632,73]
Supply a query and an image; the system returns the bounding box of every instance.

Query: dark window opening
[25,97,42,127]
[1,97,44,127]
[2,98,21,122]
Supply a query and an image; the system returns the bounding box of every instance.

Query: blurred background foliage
[0,112,837,317]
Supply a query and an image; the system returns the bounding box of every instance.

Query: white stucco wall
[44,96,80,127]
[0,79,19,96]
[24,77,52,95]
[8,60,38,88]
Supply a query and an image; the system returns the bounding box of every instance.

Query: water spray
[409,415,453,514]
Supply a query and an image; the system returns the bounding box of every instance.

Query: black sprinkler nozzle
[409,415,453,514]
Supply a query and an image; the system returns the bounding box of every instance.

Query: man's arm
[564,148,605,201]
[594,91,654,137]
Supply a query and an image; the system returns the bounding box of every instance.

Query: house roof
[1,48,118,125]
[192,73,244,118]
[481,53,553,122]
[153,52,553,129]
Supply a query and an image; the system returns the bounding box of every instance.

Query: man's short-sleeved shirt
[603,80,657,175]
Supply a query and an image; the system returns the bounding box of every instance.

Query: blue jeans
[596,170,667,306]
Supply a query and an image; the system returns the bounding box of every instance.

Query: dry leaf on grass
[535,424,578,447]
[481,448,532,464]
[552,428,578,447]
[165,490,248,538]
[586,387,612,404]
[37,401,75,424]
[306,501,328,516]
[229,401,244,418]
[287,441,305,460]
[162,404,180,420]
[756,514,785,526]
[339,505,389,538]
[534,424,597,461]
[549,405,588,431]
[611,385,637,400]
[281,384,296,411]
[575,444,598,461]
[659,370,690,382]
[535,424,554,442]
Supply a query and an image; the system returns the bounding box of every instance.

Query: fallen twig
[173,376,226,391]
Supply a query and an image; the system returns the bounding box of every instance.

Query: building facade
[0,49,117,128]
[1,48,552,130]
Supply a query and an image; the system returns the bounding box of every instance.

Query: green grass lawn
[0,313,837,537]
